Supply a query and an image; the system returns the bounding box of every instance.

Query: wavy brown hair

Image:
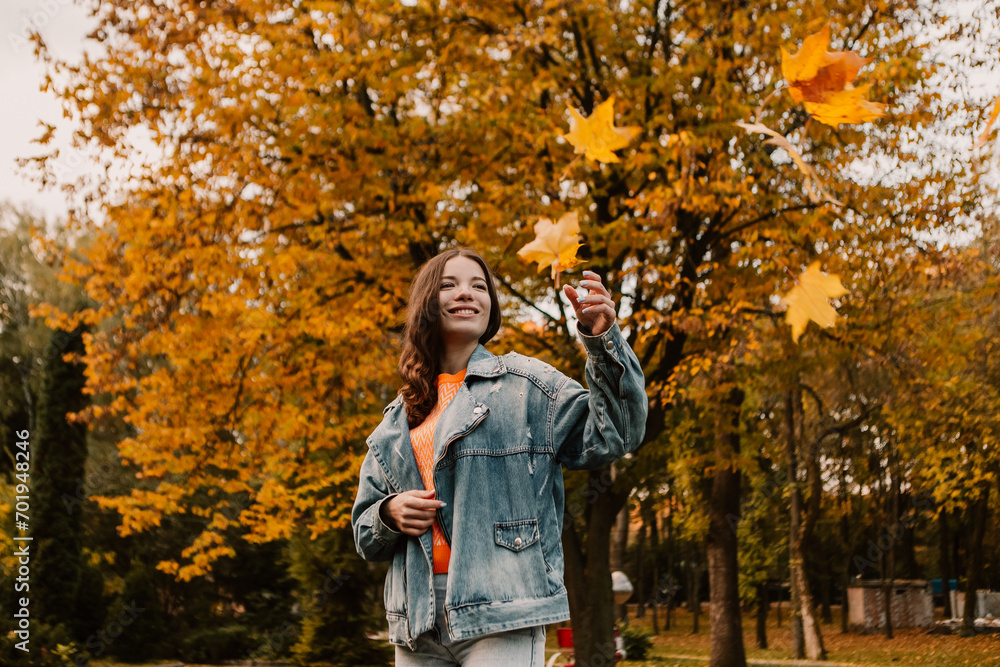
[398,248,502,428]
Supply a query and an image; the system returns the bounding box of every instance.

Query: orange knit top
[410,368,466,573]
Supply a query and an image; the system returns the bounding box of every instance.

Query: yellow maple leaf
[563,95,641,163]
[517,211,585,288]
[781,24,885,127]
[802,85,885,126]
[975,94,1000,148]
[781,262,849,343]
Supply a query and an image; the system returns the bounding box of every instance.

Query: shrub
[178,624,255,663]
[0,622,86,667]
[620,624,653,661]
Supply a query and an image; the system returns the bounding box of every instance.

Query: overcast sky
[1,2,997,233]
[0,0,99,228]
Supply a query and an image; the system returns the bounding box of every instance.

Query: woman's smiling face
[438,256,492,345]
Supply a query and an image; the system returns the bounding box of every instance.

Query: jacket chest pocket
[494,519,539,552]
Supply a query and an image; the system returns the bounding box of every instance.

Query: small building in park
[950,590,1000,619]
[847,580,934,631]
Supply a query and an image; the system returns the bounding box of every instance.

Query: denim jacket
[351,322,647,648]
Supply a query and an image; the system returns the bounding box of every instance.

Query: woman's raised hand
[563,270,618,336]
[381,489,444,536]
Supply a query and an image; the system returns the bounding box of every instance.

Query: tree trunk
[798,390,827,660]
[903,507,919,580]
[791,559,825,659]
[690,557,701,635]
[563,510,593,656]
[665,501,674,631]
[756,582,769,649]
[840,569,850,634]
[819,572,832,624]
[785,389,826,660]
[784,391,805,659]
[839,456,852,634]
[882,445,901,640]
[645,500,660,633]
[563,466,629,666]
[612,503,630,622]
[881,543,895,639]
[636,509,646,619]
[707,387,747,667]
[952,519,964,591]
[636,495,660,635]
[961,481,992,636]
[611,504,629,572]
[939,509,953,618]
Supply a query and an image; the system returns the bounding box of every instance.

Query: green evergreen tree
[290,525,392,667]
[104,562,170,662]
[31,324,89,639]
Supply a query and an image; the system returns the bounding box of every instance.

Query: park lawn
[546,605,1000,667]
[90,607,1000,667]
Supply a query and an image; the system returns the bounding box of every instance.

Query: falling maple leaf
[563,95,641,163]
[781,24,885,126]
[517,211,585,288]
[735,121,842,207]
[781,261,849,343]
[975,94,1000,148]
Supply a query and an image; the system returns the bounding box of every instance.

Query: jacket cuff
[373,494,402,544]
[578,321,624,366]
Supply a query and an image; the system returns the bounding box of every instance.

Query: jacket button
[514,537,523,547]
[605,340,615,351]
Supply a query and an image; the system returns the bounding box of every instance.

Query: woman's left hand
[563,270,618,337]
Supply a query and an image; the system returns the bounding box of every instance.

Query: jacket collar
[379,344,504,418]
[464,344,506,380]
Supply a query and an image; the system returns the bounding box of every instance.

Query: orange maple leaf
[517,211,585,288]
[781,262,849,343]
[563,95,641,164]
[975,94,1000,148]
[781,24,885,126]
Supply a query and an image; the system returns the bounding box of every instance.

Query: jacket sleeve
[352,446,404,561]
[551,321,648,470]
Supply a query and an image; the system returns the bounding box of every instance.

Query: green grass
[90,605,1000,667]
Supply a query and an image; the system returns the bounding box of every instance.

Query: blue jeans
[395,574,546,666]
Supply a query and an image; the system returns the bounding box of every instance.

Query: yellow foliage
[25,0,991,583]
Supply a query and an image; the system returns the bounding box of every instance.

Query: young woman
[352,247,647,666]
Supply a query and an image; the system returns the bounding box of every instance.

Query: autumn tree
[885,246,1000,635]
[27,2,997,665]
